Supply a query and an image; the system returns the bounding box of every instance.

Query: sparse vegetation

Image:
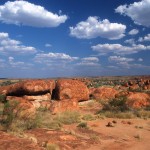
[134,110,150,119]
[0,80,19,86]
[89,134,100,143]
[0,94,6,103]
[97,111,135,119]
[54,111,80,125]
[97,95,150,119]
[82,114,96,121]
[101,96,129,112]
[46,143,60,150]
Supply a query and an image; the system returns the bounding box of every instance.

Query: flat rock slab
[0,131,44,150]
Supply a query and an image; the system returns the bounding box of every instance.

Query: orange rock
[115,91,129,98]
[50,99,78,114]
[90,87,118,101]
[5,97,36,119]
[54,79,89,101]
[1,79,55,96]
[126,92,150,109]
[40,101,51,109]
[123,83,129,87]
[23,93,51,101]
[59,135,76,141]
[129,84,139,90]
[0,131,43,150]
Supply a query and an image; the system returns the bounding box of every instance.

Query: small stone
[106,122,114,127]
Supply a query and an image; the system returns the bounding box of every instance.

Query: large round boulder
[90,87,118,101]
[54,79,89,101]
[126,92,150,109]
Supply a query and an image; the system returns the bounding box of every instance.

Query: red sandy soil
[0,118,149,150]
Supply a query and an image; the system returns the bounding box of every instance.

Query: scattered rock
[112,120,117,124]
[106,122,114,127]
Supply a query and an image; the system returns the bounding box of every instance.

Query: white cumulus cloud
[0,0,67,27]
[128,29,139,35]
[124,38,135,45]
[34,52,78,64]
[138,34,150,42]
[45,43,52,47]
[138,58,143,62]
[92,43,150,55]
[0,32,37,54]
[8,56,33,69]
[109,56,134,62]
[76,56,100,66]
[81,57,99,62]
[115,0,150,27]
[70,16,126,40]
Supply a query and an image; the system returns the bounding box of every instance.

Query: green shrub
[2,101,20,127]
[0,94,6,103]
[2,101,40,132]
[102,96,129,112]
[0,80,12,86]
[77,122,88,129]
[54,111,80,125]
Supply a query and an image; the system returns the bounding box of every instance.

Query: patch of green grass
[54,111,80,125]
[82,114,96,121]
[97,111,135,119]
[135,110,150,119]
[36,110,62,130]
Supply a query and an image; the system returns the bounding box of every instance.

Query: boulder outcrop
[54,79,89,101]
[1,79,55,96]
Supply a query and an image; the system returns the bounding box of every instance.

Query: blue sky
[0,0,150,78]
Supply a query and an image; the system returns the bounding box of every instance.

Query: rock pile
[0,79,89,114]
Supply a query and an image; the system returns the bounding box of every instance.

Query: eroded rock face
[90,87,118,101]
[4,97,36,119]
[54,79,89,101]
[1,79,55,96]
[50,99,78,114]
[126,92,150,109]
[23,93,51,101]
